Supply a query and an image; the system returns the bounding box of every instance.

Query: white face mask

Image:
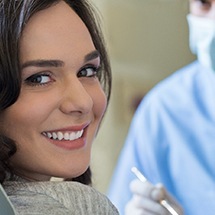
[187,14,215,72]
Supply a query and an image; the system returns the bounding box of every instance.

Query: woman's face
[190,0,215,19]
[0,1,107,180]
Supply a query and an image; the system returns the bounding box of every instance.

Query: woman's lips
[42,124,89,150]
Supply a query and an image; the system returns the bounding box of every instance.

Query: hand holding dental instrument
[131,167,180,215]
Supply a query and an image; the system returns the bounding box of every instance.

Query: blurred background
[90,0,195,194]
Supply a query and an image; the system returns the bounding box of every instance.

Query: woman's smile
[42,123,90,150]
[43,130,84,141]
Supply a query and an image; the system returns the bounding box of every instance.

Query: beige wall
[91,0,196,193]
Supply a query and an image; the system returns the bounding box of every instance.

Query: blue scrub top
[108,61,215,215]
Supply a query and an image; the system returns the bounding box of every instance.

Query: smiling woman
[0,0,118,214]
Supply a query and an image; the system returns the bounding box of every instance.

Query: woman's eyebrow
[84,50,100,62]
[21,50,100,69]
[21,59,64,69]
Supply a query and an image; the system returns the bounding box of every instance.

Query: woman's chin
[54,165,90,180]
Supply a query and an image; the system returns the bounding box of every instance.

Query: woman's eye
[77,66,100,78]
[25,73,52,86]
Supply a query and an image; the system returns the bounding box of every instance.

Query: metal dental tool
[131,167,179,215]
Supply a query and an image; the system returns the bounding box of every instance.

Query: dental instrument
[131,167,179,215]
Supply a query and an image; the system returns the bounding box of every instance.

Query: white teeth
[52,132,58,140]
[70,132,76,140]
[43,130,84,141]
[47,132,52,138]
[64,132,70,140]
[57,132,63,141]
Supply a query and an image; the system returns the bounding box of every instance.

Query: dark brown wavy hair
[0,0,111,185]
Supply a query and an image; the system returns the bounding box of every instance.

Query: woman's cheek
[94,87,107,120]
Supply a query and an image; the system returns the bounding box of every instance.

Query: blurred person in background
[108,0,215,214]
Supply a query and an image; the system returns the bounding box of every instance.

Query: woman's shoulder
[3,181,119,215]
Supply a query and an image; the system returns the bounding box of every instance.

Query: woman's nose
[59,77,93,115]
